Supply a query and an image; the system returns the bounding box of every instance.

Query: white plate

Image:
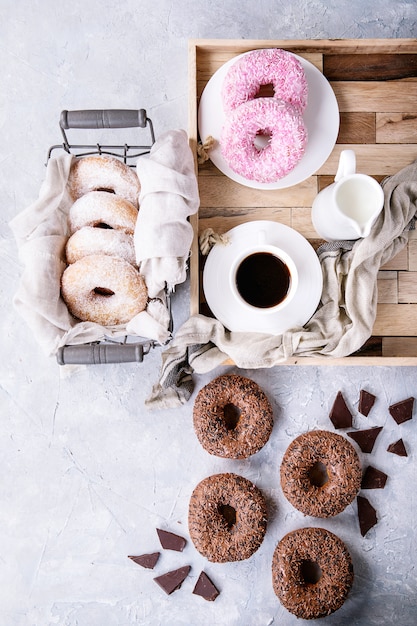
[203,221,323,334]
[198,49,340,189]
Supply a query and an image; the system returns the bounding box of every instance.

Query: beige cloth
[146,158,417,409]
[9,130,199,357]
[135,129,200,296]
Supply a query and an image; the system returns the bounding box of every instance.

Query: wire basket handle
[56,341,155,365]
[48,108,155,162]
[60,109,148,131]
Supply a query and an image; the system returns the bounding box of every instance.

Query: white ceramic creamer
[311,150,384,241]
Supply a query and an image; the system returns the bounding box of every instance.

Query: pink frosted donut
[222,48,308,115]
[68,155,141,207]
[220,98,307,183]
[68,191,138,235]
[61,254,148,326]
[65,226,137,266]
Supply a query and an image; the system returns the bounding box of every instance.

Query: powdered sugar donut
[61,254,148,326]
[65,227,136,266]
[220,98,307,183]
[68,191,138,235]
[222,48,308,115]
[68,155,141,207]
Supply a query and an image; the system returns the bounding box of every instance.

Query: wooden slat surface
[323,53,417,81]
[188,38,417,363]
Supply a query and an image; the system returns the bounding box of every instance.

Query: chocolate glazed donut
[188,473,268,563]
[193,374,274,459]
[280,430,362,518]
[272,527,354,619]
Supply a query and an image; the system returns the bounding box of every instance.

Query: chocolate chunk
[154,565,191,595]
[357,495,378,536]
[192,571,220,601]
[156,528,187,552]
[358,389,376,416]
[329,391,353,429]
[128,552,160,569]
[347,426,383,453]
[387,438,408,457]
[389,397,414,424]
[361,466,388,489]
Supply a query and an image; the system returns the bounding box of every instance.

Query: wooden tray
[188,38,417,364]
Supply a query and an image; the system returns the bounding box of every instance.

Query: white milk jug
[311,150,384,241]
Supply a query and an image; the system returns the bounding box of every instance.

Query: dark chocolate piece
[192,571,220,601]
[128,552,160,569]
[357,495,378,536]
[329,391,353,429]
[347,426,383,453]
[388,397,414,424]
[154,565,190,595]
[361,466,388,489]
[156,528,187,552]
[387,438,408,457]
[358,389,376,416]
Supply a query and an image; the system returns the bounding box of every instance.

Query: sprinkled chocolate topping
[188,472,268,563]
[358,389,376,416]
[388,397,414,424]
[154,565,191,595]
[387,438,408,456]
[329,391,353,429]
[357,495,378,536]
[128,552,160,569]
[361,466,388,489]
[192,571,220,601]
[272,527,354,619]
[347,426,383,453]
[280,430,362,518]
[193,374,274,459]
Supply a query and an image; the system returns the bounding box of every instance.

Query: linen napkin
[9,130,199,357]
[135,129,200,297]
[146,158,417,409]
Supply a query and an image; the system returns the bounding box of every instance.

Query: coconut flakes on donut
[221,48,308,115]
[220,98,307,183]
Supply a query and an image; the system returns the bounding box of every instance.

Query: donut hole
[223,403,241,431]
[254,129,273,151]
[300,559,323,585]
[308,461,329,488]
[94,222,113,229]
[95,187,116,194]
[93,287,115,297]
[218,503,237,529]
[255,82,275,98]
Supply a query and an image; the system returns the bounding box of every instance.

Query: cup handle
[334,149,356,182]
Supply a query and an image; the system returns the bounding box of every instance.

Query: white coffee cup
[229,232,298,314]
[311,150,384,241]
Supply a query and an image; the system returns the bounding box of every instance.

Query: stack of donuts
[61,155,148,326]
[220,48,308,183]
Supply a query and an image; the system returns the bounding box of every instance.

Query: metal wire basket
[50,109,171,365]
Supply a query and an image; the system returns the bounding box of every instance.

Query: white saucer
[198,49,340,190]
[203,221,323,334]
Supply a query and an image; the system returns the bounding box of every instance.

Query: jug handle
[335,149,356,182]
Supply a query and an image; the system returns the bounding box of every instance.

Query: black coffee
[235,252,291,309]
